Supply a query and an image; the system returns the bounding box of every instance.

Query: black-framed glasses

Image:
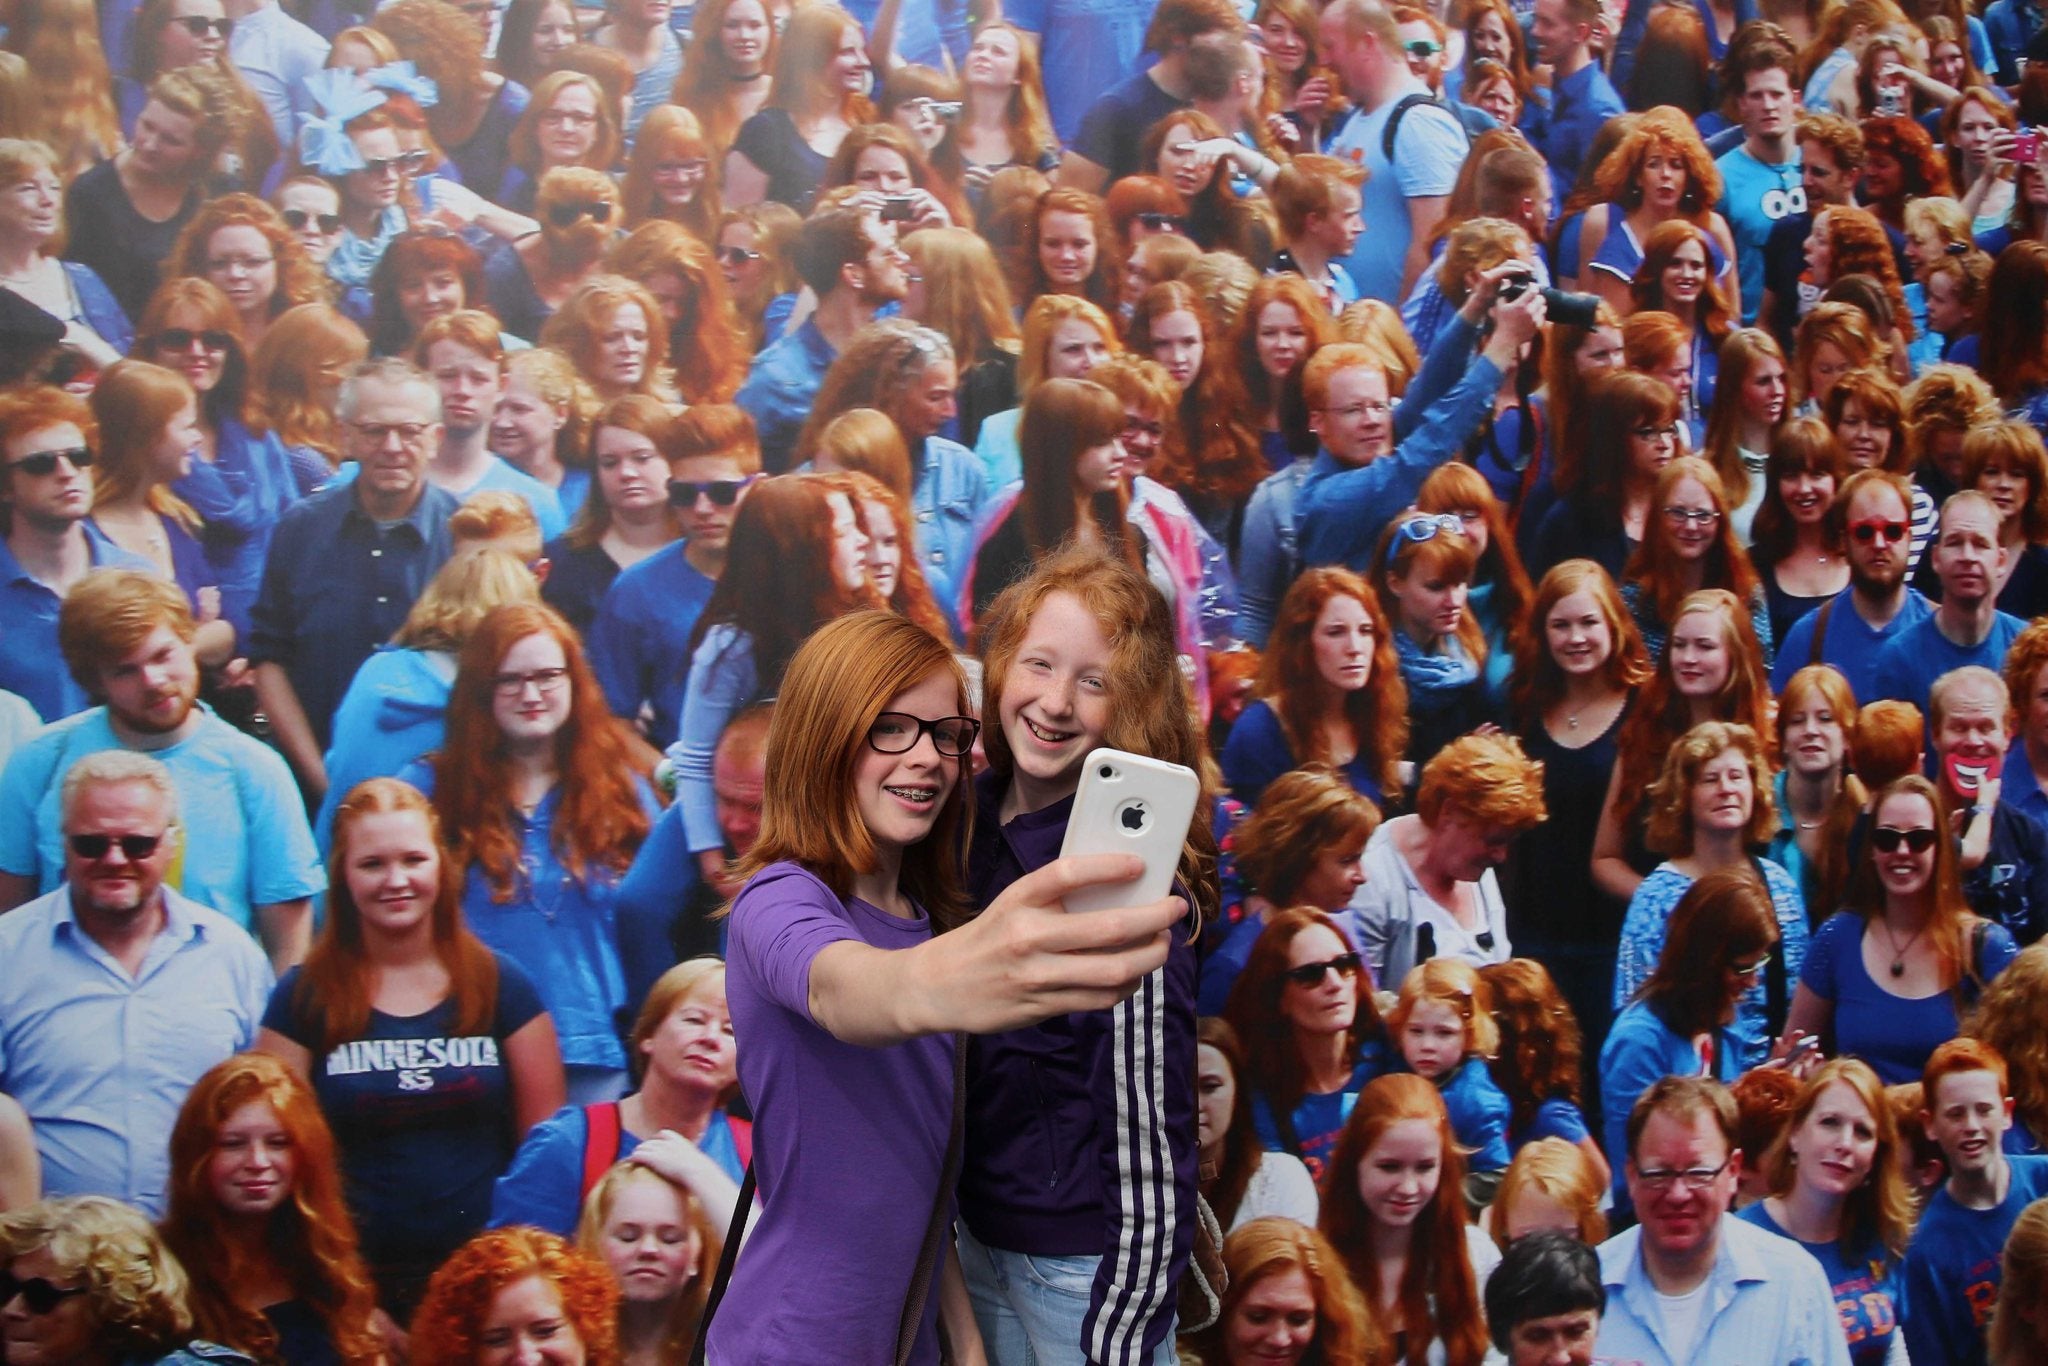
[1384,512,1464,568]
[0,1271,89,1316]
[1849,518,1909,544]
[548,199,614,227]
[1284,952,1363,987]
[657,158,711,177]
[361,150,431,177]
[717,245,762,266]
[668,475,758,508]
[152,328,232,353]
[281,209,343,234]
[491,667,569,697]
[1136,211,1188,233]
[171,14,233,37]
[865,712,979,757]
[68,832,165,861]
[1663,506,1722,528]
[1632,1157,1732,1192]
[7,446,92,477]
[1872,825,1940,853]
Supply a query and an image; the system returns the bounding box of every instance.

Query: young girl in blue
[1387,958,1512,1181]
[1736,1058,1915,1366]
[1480,958,1611,1191]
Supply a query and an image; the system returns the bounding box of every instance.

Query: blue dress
[1219,699,1385,810]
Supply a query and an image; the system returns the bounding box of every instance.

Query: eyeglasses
[1663,506,1722,528]
[360,150,431,177]
[171,14,233,37]
[1632,1157,1732,1192]
[1284,952,1363,987]
[1632,422,1681,441]
[0,1271,89,1316]
[152,328,232,353]
[1403,38,1445,57]
[667,475,758,507]
[492,666,570,697]
[67,832,165,861]
[657,158,711,178]
[717,245,762,266]
[1384,512,1464,567]
[1849,517,1909,544]
[7,446,92,476]
[281,209,343,234]
[206,254,273,274]
[1730,949,1773,978]
[548,199,615,227]
[1319,400,1392,421]
[1135,212,1188,233]
[347,420,433,446]
[865,711,979,757]
[1872,825,1940,853]
[539,109,599,127]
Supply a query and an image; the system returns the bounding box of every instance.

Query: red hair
[432,604,650,900]
[1591,106,1723,222]
[1220,272,1334,453]
[1255,568,1408,799]
[605,222,746,404]
[1923,1036,2009,1108]
[409,1227,620,1364]
[1130,279,1263,509]
[1320,1074,1489,1366]
[1508,559,1650,730]
[1013,187,1122,315]
[1221,910,1386,1144]
[1624,456,1761,627]
[1479,959,1585,1133]
[162,1055,381,1364]
[1630,220,1732,343]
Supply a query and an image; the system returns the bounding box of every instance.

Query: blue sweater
[1598,999,1744,1208]
[316,647,453,851]
[1902,1155,2048,1366]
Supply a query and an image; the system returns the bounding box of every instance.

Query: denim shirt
[1234,460,1308,650]
[670,624,759,853]
[173,417,303,640]
[909,435,988,638]
[0,526,154,722]
[735,317,837,473]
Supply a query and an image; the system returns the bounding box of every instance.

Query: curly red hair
[605,222,746,405]
[409,1227,619,1365]
[1859,114,1953,223]
[1819,204,1914,340]
[1591,106,1723,220]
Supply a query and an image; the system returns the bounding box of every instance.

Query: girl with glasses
[1527,371,1680,582]
[1622,455,1773,666]
[118,0,279,193]
[960,545,1212,1361]
[255,777,567,1321]
[1319,1074,1497,1366]
[403,603,654,1106]
[1785,774,2017,1084]
[714,203,802,353]
[502,72,622,217]
[165,194,325,355]
[160,1054,382,1365]
[621,105,722,244]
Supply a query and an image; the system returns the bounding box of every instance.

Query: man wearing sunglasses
[0,749,271,1216]
[1773,468,1934,699]
[1595,1076,1853,1366]
[1874,490,2026,720]
[414,312,566,539]
[0,387,155,725]
[0,570,321,976]
[1927,667,2048,948]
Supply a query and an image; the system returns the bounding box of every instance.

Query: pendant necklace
[1880,919,1927,978]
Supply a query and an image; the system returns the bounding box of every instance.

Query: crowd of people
[11,0,2048,1361]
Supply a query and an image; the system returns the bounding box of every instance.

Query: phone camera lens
[1099,765,1114,779]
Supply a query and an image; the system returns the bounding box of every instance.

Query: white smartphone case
[1056,748,1201,914]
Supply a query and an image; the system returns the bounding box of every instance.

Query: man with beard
[1875,491,2026,716]
[1774,468,1934,699]
[0,571,320,973]
[0,749,271,1215]
[485,167,622,342]
[415,310,567,538]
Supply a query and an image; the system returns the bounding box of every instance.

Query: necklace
[1879,918,1928,978]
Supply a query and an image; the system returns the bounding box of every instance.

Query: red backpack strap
[727,1115,753,1169]
[579,1101,623,1200]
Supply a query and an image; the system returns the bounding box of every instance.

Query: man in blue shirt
[1054,0,1240,192]
[0,750,272,1217]
[1595,1076,1852,1366]
[0,386,154,722]
[737,207,908,473]
[1903,1038,2048,1366]
[0,570,323,972]
[1774,469,1931,698]
[418,312,568,538]
[1321,0,1469,303]
[1007,0,1155,148]
[1713,26,1804,325]
[1873,491,2023,715]
[1983,0,2042,85]
[250,358,459,803]
[1525,0,1625,203]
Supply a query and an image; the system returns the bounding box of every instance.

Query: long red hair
[1221,909,1385,1136]
[1319,1074,1489,1366]
[1219,272,1333,458]
[1255,568,1408,800]
[1623,456,1761,627]
[162,1055,381,1365]
[1132,279,1264,510]
[432,604,650,900]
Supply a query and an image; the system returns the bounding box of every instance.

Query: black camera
[1496,268,1602,329]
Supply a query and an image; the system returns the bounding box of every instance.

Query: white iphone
[1056,748,1202,914]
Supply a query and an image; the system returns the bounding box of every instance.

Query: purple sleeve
[725,866,857,1029]
[1079,931,1199,1365]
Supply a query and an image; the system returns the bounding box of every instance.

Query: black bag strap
[1808,596,1836,669]
[1381,92,1465,162]
[689,1033,968,1366]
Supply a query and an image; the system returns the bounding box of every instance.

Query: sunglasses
[1384,512,1464,568]
[281,208,343,234]
[717,245,762,266]
[361,150,431,177]
[1871,825,1939,853]
[548,199,614,227]
[1849,518,1909,544]
[1284,952,1363,987]
[68,832,165,861]
[1403,39,1445,57]
[153,328,233,354]
[0,1272,88,1316]
[171,14,233,36]
[1136,212,1188,233]
[7,446,92,477]
[667,476,758,507]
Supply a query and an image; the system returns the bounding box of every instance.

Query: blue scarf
[1395,628,1480,710]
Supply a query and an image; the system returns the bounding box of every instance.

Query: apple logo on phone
[1118,800,1150,833]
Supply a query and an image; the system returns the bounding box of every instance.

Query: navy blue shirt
[248,480,458,748]
[1523,61,1625,202]
[538,538,621,637]
[0,526,154,722]
[1071,68,1188,184]
[588,541,716,748]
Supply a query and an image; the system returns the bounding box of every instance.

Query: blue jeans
[957,1224,1178,1366]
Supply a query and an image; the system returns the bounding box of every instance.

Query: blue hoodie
[316,647,455,850]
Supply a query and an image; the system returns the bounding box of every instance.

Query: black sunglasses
[548,199,614,227]
[172,14,233,36]
[1284,952,1363,987]
[68,832,165,861]
[717,245,762,265]
[1850,519,1909,544]
[1135,212,1187,233]
[0,1272,88,1316]
[281,208,343,234]
[668,476,757,507]
[8,446,92,477]
[152,328,233,353]
[1872,826,1939,854]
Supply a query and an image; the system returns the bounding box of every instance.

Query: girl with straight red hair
[1621,455,1772,665]
[162,1053,383,1364]
[1319,1073,1498,1366]
[407,603,654,1107]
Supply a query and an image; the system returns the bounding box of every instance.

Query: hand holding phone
[1056,749,1201,915]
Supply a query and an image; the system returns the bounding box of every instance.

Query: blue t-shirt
[263,955,546,1289]
[1771,587,1933,701]
[1798,910,2018,1085]
[588,541,716,748]
[1735,1202,1905,1366]
[1250,1052,1387,1184]
[1513,1095,1592,1150]
[1324,77,1467,305]
[1429,1054,1511,1172]
[487,1100,747,1235]
[1903,1155,2048,1366]
[1219,699,1386,811]
[1716,144,1805,324]
[1872,611,2027,716]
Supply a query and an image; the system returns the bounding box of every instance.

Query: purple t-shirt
[712,861,952,1365]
